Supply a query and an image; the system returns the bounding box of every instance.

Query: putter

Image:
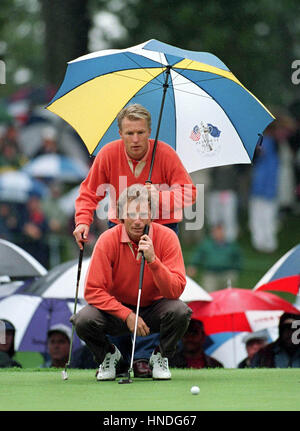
[62,243,84,381]
[119,224,150,384]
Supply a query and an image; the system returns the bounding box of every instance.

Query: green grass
[1,368,300,411]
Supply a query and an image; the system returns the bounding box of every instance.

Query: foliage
[95,0,300,106]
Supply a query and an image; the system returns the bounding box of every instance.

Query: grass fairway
[1,368,300,411]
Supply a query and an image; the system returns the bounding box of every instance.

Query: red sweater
[75,139,196,226]
[84,222,186,321]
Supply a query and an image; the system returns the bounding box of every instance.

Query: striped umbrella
[254,244,300,295]
[0,294,83,353]
[46,39,274,173]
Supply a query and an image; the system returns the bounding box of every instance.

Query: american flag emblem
[190,125,201,141]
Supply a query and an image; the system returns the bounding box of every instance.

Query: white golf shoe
[97,345,122,381]
[149,350,171,380]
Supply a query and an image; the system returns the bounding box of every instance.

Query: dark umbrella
[0,239,47,280]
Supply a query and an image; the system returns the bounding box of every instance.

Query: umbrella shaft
[147,66,171,182]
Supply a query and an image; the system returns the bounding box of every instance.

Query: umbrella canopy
[253,244,300,295]
[22,154,89,183]
[204,327,278,368]
[0,239,47,279]
[21,257,212,303]
[47,39,274,173]
[0,171,48,203]
[189,287,300,334]
[0,294,83,353]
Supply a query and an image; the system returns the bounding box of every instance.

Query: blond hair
[117,104,151,130]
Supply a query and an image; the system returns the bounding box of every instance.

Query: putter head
[118,370,133,384]
[118,377,133,384]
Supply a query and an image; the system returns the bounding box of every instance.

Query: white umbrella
[22,258,212,302]
[22,154,89,183]
[0,239,47,279]
[0,171,48,203]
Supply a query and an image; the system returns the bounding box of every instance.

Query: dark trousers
[71,298,192,364]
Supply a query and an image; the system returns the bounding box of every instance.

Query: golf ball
[190,385,200,395]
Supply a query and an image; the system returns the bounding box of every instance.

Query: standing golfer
[71,185,192,380]
[73,103,196,247]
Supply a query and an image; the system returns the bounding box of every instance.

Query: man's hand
[73,223,90,250]
[126,312,150,337]
[138,234,155,263]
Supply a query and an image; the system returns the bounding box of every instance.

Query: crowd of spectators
[1,94,300,371]
[0,106,95,268]
[0,98,300,273]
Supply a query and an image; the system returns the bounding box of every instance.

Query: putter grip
[143,224,149,235]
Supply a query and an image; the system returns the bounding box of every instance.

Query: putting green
[0,368,299,411]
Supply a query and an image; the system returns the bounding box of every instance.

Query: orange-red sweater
[75,139,197,226]
[84,222,186,321]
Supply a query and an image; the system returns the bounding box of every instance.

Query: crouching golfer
[71,184,192,380]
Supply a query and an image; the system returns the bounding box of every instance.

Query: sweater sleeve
[75,149,109,227]
[157,144,197,219]
[84,235,132,321]
[147,229,186,299]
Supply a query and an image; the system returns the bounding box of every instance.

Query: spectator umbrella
[22,154,89,183]
[0,238,47,283]
[0,293,83,353]
[253,244,300,296]
[189,287,300,367]
[0,171,48,203]
[46,39,274,174]
[189,287,300,334]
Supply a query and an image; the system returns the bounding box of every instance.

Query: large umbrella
[0,239,47,279]
[0,294,83,353]
[22,154,89,183]
[189,287,300,334]
[21,258,212,302]
[0,171,48,203]
[253,244,300,295]
[46,39,274,174]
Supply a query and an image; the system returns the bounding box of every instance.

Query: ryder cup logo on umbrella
[190,122,222,157]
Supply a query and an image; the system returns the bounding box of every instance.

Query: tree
[95,0,300,106]
[39,0,91,86]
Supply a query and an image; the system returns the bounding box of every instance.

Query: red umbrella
[189,287,300,334]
